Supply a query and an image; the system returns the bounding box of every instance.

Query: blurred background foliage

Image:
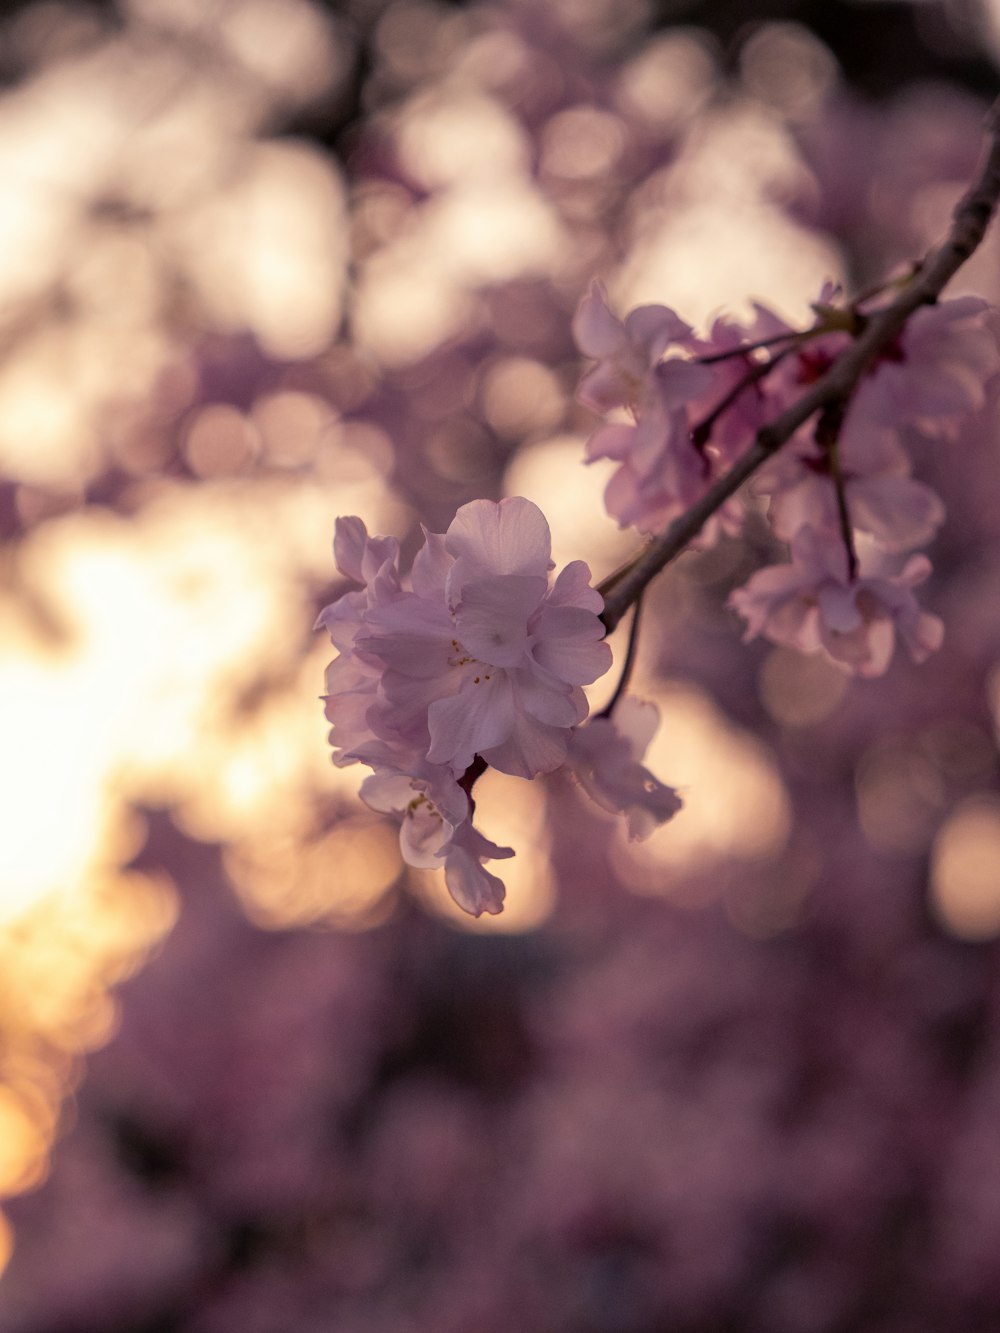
[2,1,1000,1329]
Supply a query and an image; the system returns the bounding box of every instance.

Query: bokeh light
[931,797,1000,940]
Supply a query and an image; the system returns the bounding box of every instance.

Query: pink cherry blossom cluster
[317,497,681,915]
[322,282,998,914]
[574,280,999,676]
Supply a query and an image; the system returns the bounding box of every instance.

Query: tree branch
[600,99,1000,635]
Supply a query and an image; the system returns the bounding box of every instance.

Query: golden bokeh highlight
[0,440,396,1241]
[931,798,1000,940]
[169,140,349,359]
[253,390,332,468]
[353,85,565,365]
[758,647,850,728]
[739,22,839,120]
[226,818,402,930]
[183,404,259,477]
[541,106,626,181]
[616,101,843,327]
[856,738,946,856]
[617,31,717,131]
[0,1210,13,1276]
[480,357,565,441]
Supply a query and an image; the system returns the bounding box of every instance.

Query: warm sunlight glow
[0,1209,12,1280]
[0,461,398,1213]
[0,1089,49,1196]
[227,818,402,930]
[856,738,945,855]
[930,798,1000,940]
[171,142,348,359]
[617,103,843,326]
[503,435,634,572]
[758,647,849,728]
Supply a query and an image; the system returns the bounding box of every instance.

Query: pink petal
[613,696,661,759]
[444,829,511,916]
[481,711,571,778]
[531,605,612,685]
[547,560,604,614]
[332,515,369,581]
[849,477,945,552]
[654,356,714,405]
[410,527,453,598]
[623,303,692,359]
[817,585,863,633]
[577,362,634,414]
[585,422,637,463]
[571,280,626,358]
[511,668,583,726]
[454,575,547,667]
[446,497,552,583]
[426,672,515,771]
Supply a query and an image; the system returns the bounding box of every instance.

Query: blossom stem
[694,326,815,364]
[597,591,645,719]
[848,261,920,310]
[690,345,795,450]
[459,754,488,810]
[600,97,1000,635]
[816,401,858,582]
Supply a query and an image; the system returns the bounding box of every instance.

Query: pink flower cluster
[317,498,681,915]
[574,280,999,676]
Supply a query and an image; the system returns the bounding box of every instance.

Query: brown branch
[599,98,1000,635]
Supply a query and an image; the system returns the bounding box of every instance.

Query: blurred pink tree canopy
[4,1,1000,1330]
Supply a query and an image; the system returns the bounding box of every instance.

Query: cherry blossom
[758,419,946,554]
[853,295,1000,430]
[586,361,718,536]
[358,498,612,779]
[572,278,694,415]
[567,697,682,839]
[317,497,613,914]
[573,285,723,536]
[729,525,944,677]
[359,759,512,917]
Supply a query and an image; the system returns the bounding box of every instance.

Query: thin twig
[691,344,795,449]
[600,99,1000,635]
[695,326,813,364]
[597,591,645,719]
[815,401,858,581]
